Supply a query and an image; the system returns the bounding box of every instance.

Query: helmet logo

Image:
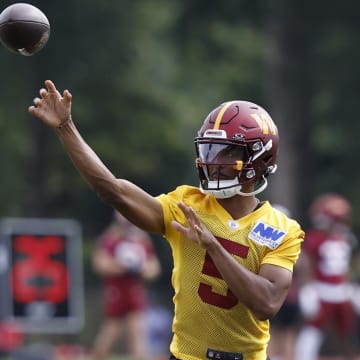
[250,113,277,135]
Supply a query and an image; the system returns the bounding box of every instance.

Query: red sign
[0,218,84,333]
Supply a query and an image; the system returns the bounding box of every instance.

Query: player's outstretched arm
[28,80,164,234]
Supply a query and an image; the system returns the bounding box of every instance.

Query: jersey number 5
[198,237,249,309]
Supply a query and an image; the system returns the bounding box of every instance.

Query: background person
[294,193,359,360]
[92,211,161,360]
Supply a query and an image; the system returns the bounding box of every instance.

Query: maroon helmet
[309,193,352,228]
[195,100,279,198]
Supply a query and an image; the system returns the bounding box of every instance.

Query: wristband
[57,118,72,129]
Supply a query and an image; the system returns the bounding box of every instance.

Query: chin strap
[200,175,269,199]
[235,176,268,197]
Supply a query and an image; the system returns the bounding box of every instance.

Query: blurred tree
[263,0,315,222]
[263,0,360,227]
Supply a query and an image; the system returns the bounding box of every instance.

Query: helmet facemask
[195,131,276,199]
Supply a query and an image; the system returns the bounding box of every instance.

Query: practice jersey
[301,228,357,332]
[304,228,354,284]
[156,185,304,360]
[97,227,155,317]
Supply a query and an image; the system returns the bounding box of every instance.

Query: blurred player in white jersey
[295,193,358,360]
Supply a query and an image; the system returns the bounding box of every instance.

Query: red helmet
[309,193,352,227]
[195,100,279,198]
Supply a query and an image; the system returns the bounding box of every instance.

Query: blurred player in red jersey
[92,211,161,360]
[29,81,305,360]
[295,193,359,360]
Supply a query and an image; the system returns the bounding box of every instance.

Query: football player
[92,211,161,360]
[29,80,304,360]
[295,194,358,360]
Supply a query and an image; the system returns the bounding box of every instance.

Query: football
[115,242,146,273]
[0,3,50,56]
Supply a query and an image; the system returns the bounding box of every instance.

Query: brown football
[0,3,50,56]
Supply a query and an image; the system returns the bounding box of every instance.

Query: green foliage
[0,0,360,231]
[0,0,266,229]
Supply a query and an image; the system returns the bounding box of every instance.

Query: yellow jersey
[156,185,304,360]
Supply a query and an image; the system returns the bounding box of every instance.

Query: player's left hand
[171,201,216,248]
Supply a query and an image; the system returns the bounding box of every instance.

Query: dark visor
[198,143,246,163]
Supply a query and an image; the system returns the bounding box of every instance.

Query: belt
[170,351,271,360]
[207,349,243,360]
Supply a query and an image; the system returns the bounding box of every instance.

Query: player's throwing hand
[28,80,72,128]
